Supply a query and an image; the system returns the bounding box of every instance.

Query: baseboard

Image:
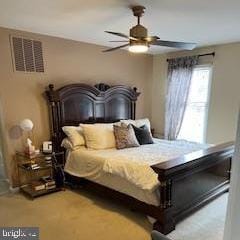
[9,185,20,193]
[0,178,20,193]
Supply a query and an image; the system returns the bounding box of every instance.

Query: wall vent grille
[11,36,44,73]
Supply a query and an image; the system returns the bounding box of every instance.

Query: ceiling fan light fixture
[104,5,197,53]
[128,42,149,53]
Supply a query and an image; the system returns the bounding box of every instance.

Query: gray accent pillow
[113,124,140,149]
[131,124,154,145]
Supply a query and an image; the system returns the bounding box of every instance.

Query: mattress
[64,138,210,206]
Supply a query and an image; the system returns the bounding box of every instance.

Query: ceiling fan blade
[102,44,130,52]
[151,40,197,50]
[105,31,138,41]
[145,36,160,42]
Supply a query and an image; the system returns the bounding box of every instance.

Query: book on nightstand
[40,176,56,190]
[31,181,46,191]
[45,185,56,190]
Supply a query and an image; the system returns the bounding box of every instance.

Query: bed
[46,83,234,234]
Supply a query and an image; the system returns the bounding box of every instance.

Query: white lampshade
[20,119,34,131]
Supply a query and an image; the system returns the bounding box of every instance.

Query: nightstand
[17,151,65,199]
[153,134,165,139]
[151,129,165,139]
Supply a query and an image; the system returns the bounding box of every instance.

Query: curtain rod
[166,52,215,62]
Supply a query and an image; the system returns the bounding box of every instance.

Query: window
[177,66,212,143]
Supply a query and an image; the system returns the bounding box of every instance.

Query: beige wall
[0,27,153,185]
[152,43,240,144]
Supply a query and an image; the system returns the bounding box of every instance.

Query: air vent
[11,36,44,73]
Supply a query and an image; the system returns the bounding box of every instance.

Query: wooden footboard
[151,141,234,234]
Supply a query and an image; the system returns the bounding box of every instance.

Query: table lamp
[20,119,35,156]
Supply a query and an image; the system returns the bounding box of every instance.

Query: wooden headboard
[46,83,140,151]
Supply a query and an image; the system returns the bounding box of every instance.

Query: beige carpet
[0,189,228,240]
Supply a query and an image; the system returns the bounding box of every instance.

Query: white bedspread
[64,139,210,192]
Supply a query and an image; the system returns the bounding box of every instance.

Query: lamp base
[24,145,36,159]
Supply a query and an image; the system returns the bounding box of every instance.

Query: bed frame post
[46,84,61,152]
[159,179,172,209]
[133,87,138,120]
[153,176,175,234]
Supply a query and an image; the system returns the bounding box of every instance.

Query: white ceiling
[0,0,240,54]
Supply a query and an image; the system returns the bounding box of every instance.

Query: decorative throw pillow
[80,123,116,150]
[62,126,85,147]
[131,124,154,145]
[120,118,152,135]
[113,124,140,149]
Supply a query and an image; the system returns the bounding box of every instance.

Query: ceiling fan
[103,5,197,53]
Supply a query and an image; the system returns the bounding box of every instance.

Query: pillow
[80,123,116,150]
[61,138,81,150]
[131,124,154,145]
[113,124,140,149]
[120,118,151,135]
[62,126,85,147]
